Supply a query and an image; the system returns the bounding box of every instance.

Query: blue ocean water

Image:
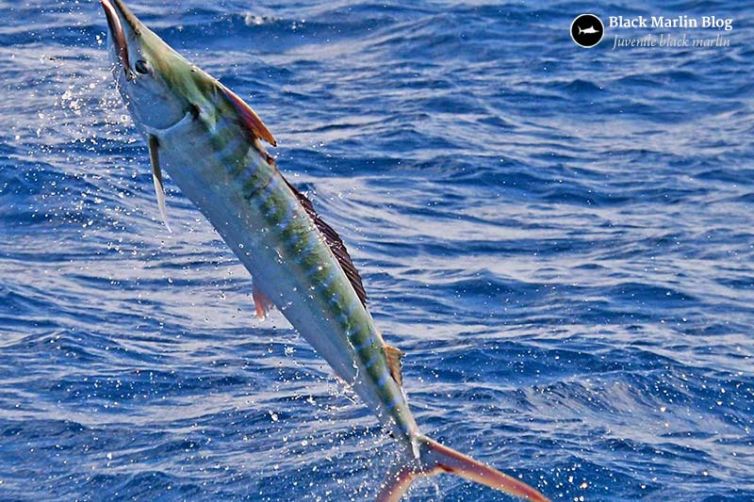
[1,0,753,500]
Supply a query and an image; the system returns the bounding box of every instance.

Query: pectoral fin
[148,135,171,232]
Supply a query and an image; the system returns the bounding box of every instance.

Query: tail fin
[377,435,549,502]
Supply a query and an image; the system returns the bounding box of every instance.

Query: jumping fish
[99,1,548,500]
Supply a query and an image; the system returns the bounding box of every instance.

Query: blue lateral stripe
[277,197,293,219]
[220,133,243,157]
[352,333,375,351]
[285,229,301,248]
[319,268,338,289]
[385,394,402,411]
[341,296,360,318]
[300,239,321,266]
[376,371,390,387]
[364,352,380,369]
[250,174,277,204]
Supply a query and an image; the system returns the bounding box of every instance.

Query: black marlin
[99,1,549,500]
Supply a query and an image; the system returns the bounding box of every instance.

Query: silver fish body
[154,111,417,440]
[99,1,549,500]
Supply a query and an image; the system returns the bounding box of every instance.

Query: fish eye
[134,59,149,75]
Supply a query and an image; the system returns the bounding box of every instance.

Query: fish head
[100,0,213,131]
[101,0,277,147]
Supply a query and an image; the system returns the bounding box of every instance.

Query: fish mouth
[100,0,134,81]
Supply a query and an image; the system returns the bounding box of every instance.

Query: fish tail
[376,435,549,502]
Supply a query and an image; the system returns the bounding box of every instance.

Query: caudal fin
[377,435,549,502]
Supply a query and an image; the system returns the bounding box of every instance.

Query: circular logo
[571,14,604,48]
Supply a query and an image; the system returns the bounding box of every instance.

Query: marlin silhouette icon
[578,25,600,34]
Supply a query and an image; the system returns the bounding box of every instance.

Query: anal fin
[252,283,275,320]
[148,135,171,232]
[384,344,404,387]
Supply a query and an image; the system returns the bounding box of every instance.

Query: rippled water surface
[1,1,753,500]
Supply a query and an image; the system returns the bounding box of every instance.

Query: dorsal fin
[217,82,277,147]
[384,344,404,386]
[283,179,367,306]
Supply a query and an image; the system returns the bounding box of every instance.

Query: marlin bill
[98,1,549,500]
